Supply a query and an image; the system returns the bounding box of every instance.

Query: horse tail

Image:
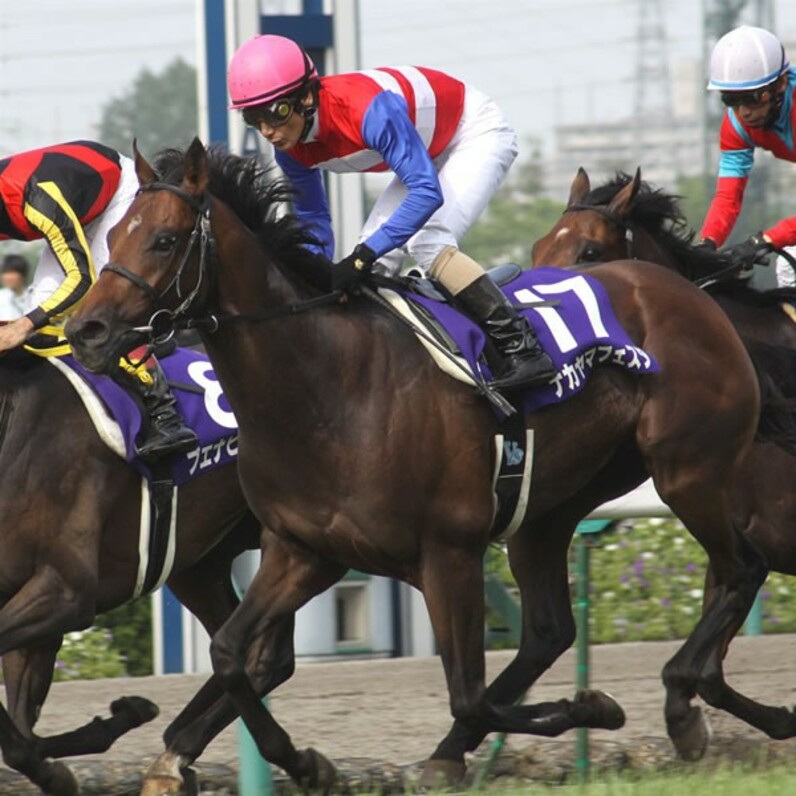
[745,339,796,456]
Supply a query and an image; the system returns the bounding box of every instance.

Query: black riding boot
[117,364,198,462]
[457,274,557,390]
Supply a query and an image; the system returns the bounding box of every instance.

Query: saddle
[370,266,659,415]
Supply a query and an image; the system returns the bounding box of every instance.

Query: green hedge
[486,517,795,644]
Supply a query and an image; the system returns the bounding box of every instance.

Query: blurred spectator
[0,254,31,321]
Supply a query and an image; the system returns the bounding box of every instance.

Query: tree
[97,58,198,158]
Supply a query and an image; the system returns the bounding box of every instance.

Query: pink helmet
[228,35,318,110]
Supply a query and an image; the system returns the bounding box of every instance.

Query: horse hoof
[418,758,467,790]
[299,747,337,792]
[42,760,80,796]
[669,705,713,761]
[110,696,160,726]
[139,774,184,796]
[576,689,626,730]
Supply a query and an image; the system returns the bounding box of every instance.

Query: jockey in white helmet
[700,26,796,282]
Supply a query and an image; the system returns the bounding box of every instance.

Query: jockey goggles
[241,96,298,129]
[720,86,775,108]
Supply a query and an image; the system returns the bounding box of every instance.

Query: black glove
[332,244,377,293]
[693,238,717,253]
[722,232,774,270]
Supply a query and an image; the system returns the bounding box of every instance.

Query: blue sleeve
[360,91,443,258]
[274,149,335,259]
[717,148,755,178]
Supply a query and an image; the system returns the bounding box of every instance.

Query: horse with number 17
[65,140,779,791]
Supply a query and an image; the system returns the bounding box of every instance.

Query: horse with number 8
[0,346,259,795]
[64,139,776,791]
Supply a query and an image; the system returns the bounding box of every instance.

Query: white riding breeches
[27,155,140,311]
[361,86,519,277]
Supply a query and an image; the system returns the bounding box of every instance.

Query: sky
[2,0,796,159]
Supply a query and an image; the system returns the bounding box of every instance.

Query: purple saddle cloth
[405,267,659,411]
[60,348,237,485]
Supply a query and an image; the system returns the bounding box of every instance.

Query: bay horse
[64,139,771,791]
[0,349,260,795]
[533,167,796,753]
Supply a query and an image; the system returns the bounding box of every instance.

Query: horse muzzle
[65,315,147,374]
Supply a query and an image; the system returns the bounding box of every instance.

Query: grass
[483,764,796,795]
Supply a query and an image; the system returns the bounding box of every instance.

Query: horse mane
[153,146,332,291]
[584,173,796,306]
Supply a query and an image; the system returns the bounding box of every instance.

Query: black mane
[584,173,796,305]
[153,146,332,290]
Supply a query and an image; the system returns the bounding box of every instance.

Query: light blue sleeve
[717,148,755,178]
[274,149,335,259]
[360,91,443,258]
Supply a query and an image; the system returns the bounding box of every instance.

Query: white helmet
[707,25,789,91]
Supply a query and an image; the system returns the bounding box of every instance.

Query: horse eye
[578,244,603,263]
[153,234,177,253]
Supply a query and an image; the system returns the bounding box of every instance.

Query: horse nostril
[78,319,111,347]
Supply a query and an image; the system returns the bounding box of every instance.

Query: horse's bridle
[104,182,216,343]
[565,203,636,260]
[104,180,344,345]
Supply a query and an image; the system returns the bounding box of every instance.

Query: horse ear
[182,137,209,196]
[132,139,157,186]
[606,168,641,219]
[567,167,591,208]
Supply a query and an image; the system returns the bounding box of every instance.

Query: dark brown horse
[533,166,796,753]
[64,140,772,791]
[0,349,259,795]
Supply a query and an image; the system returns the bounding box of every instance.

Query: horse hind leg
[656,481,767,760]
[695,549,796,741]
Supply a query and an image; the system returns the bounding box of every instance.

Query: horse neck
[628,226,680,271]
[203,206,390,424]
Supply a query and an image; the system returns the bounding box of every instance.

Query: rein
[566,203,636,259]
[693,246,796,288]
[108,181,343,343]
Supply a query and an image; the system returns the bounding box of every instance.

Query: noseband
[104,182,216,342]
[565,203,635,260]
[103,179,345,345]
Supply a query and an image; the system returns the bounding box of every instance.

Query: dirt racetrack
[2,634,796,793]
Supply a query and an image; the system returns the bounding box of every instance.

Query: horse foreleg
[424,518,576,783]
[0,696,79,796]
[142,614,297,796]
[158,539,244,748]
[0,565,101,794]
[143,535,345,796]
[3,640,61,736]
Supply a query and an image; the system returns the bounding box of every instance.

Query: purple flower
[685,562,698,573]
[660,598,671,608]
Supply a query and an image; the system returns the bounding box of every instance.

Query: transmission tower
[632,0,676,179]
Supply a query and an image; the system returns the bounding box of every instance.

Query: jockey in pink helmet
[227,34,554,391]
